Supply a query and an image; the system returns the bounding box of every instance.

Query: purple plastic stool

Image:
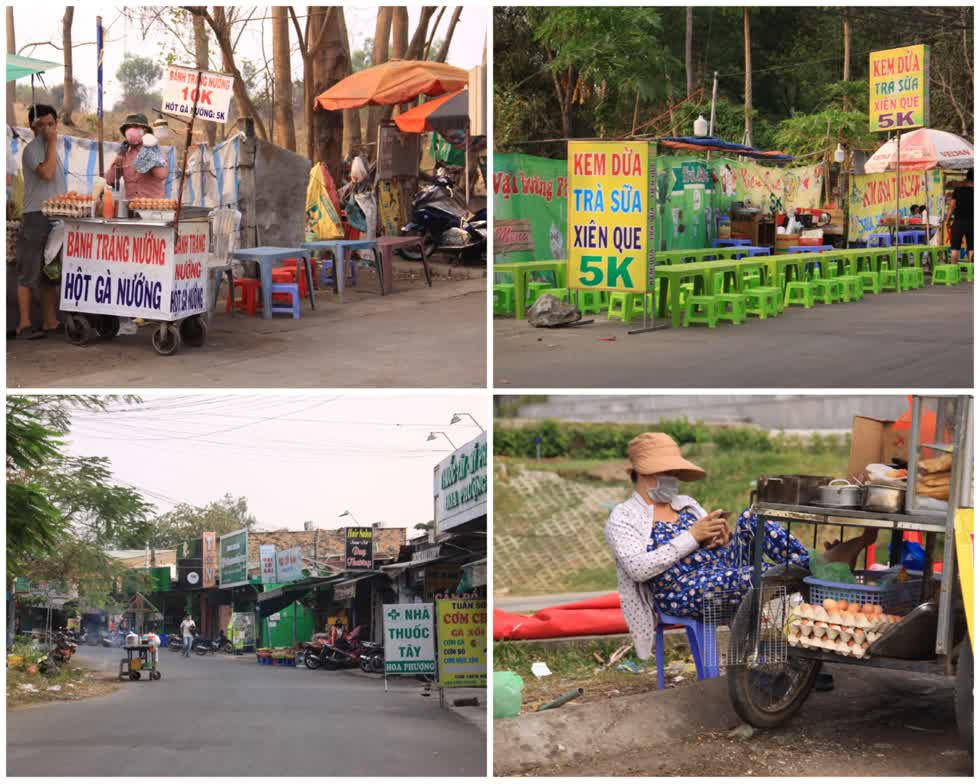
[270,282,301,319]
[654,607,720,690]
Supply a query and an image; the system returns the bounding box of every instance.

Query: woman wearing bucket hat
[105,113,169,201]
[605,432,876,663]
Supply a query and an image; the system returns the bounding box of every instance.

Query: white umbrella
[865,127,974,172]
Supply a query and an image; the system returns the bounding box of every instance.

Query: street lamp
[427,431,457,449]
[450,412,485,431]
[339,510,361,525]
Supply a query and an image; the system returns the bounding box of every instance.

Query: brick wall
[245,528,406,572]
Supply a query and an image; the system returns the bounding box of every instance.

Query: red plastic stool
[227,278,261,316]
[272,264,309,298]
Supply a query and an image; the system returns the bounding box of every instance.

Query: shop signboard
[162,66,234,124]
[275,546,304,583]
[383,603,436,675]
[435,598,487,688]
[60,220,210,321]
[869,45,929,132]
[202,532,217,588]
[344,527,374,570]
[847,169,942,243]
[434,433,487,535]
[493,153,568,262]
[333,581,357,602]
[219,529,249,587]
[177,559,201,590]
[567,141,652,293]
[259,544,277,585]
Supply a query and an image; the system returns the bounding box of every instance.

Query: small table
[375,236,433,294]
[655,260,737,328]
[302,239,380,302]
[711,238,751,247]
[784,245,834,254]
[231,247,315,320]
[495,260,566,319]
[732,246,772,258]
[897,229,927,245]
[867,233,893,248]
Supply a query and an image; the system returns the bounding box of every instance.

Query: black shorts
[15,211,59,290]
[950,220,973,252]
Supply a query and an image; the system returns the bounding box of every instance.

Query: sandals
[15,326,46,340]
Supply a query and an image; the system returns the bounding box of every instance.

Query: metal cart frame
[119,644,161,681]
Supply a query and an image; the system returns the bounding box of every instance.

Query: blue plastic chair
[654,607,720,690]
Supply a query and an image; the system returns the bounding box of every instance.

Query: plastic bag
[43,219,64,280]
[806,549,857,584]
[353,191,377,240]
[344,193,367,232]
[350,156,368,183]
[493,671,524,719]
[304,164,344,240]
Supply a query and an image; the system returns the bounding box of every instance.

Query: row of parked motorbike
[301,626,384,674]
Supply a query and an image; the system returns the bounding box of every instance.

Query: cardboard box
[847,416,911,477]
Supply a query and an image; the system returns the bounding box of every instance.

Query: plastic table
[732,246,772,258]
[375,236,433,294]
[897,230,927,245]
[495,260,566,319]
[231,247,315,319]
[783,245,834,253]
[711,238,751,247]
[655,260,737,328]
[302,239,380,302]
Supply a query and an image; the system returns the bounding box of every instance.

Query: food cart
[725,396,973,751]
[59,211,211,355]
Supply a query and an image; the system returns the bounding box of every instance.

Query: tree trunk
[5,8,14,126]
[434,7,462,63]
[743,8,752,147]
[391,7,408,59]
[404,7,435,61]
[685,7,694,98]
[385,8,433,121]
[61,8,75,126]
[366,7,392,150]
[423,7,445,60]
[271,7,296,151]
[312,6,347,176]
[337,9,360,157]
[193,11,216,145]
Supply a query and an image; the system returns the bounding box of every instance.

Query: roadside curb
[493,677,739,775]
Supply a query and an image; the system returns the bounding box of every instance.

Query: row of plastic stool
[225,272,302,319]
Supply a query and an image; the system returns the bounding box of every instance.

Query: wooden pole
[96,17,104,177]
[173,70,203,240]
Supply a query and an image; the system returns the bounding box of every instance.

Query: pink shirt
[106,146,169,200]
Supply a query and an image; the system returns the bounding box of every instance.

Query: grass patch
[6,638,120,708]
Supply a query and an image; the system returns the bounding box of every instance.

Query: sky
[8,4,488,108]
[63,393,488,532]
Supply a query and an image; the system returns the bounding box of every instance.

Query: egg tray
[785,602,902,659]
[805,571,923,616]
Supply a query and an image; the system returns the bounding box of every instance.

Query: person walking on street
[180,615,196,658]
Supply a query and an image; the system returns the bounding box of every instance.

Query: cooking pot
[814,479,864,508]
[863,483,905,514]
[757,475,832,505]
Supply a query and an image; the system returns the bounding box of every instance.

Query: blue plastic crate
[804,570,922,614]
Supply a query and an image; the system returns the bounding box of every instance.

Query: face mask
[647,475,680,503]
[125,128,144,146]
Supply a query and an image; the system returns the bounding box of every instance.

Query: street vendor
[14,104,67,340]
[105,113,169,200]
[605,433,877,658]
[947,168,973,264]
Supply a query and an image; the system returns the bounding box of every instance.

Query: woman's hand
[690,509,730,546]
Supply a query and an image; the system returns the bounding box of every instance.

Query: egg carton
[134,210,177,222]
[787,625,871,659]
[790,601,901,633]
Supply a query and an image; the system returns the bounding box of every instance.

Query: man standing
[180,615,196,658]
[15,104,66,340]
[948,169,974,264]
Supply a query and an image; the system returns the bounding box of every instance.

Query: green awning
[6,54,61,83]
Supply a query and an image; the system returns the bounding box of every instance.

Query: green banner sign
[219,529,249,587]
[671,161,711,192]
[493,152,568,263]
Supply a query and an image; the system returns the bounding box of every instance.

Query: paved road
[7,648,485,777]
[494,284,973,388]
[7,273,486,388]
[495,590,613,614]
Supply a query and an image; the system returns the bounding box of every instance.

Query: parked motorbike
[304,626,379,671]
[167,634,186,652]
[192,632,234,655]
[50,632,77,664]
[101,629,126,648]
[358,641,385,674]
[400,171,486,264]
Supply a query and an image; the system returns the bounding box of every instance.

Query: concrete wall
[245,528,406,574]
[238,136,311,249]
[516,395,911,431]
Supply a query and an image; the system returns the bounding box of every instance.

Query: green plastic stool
[958,262,974,283]
[897,268,916,291]
[859,269,882,294]
[745,287,780,319]
[493,284,515,315]
[682,295,720,328]
[932,264,961,286]
[838,275,864,302]
[608,293,637,322]
[784,280,815,309]
[911,267,926,287]
[880,268,902,292]
[576,290,605,315]
[536,287,569,303]
[526,281,553,304]
[716,293,748,325]
[811,278,842,304]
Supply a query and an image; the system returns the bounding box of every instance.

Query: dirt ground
[7,260,486,388]
[7,663,120,709]
[508,666,972,777]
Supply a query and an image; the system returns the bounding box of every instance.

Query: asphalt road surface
[494,283,973,388]
[7,648,485,777]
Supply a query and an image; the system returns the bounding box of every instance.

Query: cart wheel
[130,671,141,681]
[151,671,161,681]
[955,639,973,756]
[727,587,820,729]
[119,672,128,682]
[151,323,181,355]
[65,314,94,346]
[95,315,121,340]
[179,315,208,347]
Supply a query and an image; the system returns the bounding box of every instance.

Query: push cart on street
[119,642,162,681]
[725,396,973,752]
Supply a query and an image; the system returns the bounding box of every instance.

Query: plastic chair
[272,264,309,298]
[716,292,748,325]
[896,267,917,292]
[958,262,974,283]
[932,264,961,286]
[859,269,882,294]
[655,608,720,690]
[745,287,781,319]
[682,295,720,328]
[607,292,637,322]
[270,283,301,319]
[576,290,605,315]
[783,280,815,308]
[811,278,843,304]
[227,278,261,316]
[493,285,516,315]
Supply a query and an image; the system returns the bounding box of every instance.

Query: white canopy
[865,128,973,173]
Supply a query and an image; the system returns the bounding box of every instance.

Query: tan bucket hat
[627,432,706,481]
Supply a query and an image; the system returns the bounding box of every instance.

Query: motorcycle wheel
[304,650,322,670]
[194,645,208,656]
[221,642,234,654]
[369,654,384,674]
[396,236,437,261]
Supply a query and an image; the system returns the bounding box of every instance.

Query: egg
[828,610,844,625]
[825,625,840,641]
[812,622,828,638]
[846,602,861,614]
[822,599,839,612]
[872,604,884,615]
[813,606,830,623]
[852,628,866,643]
[796,603,811,619]
[838,627,853,643]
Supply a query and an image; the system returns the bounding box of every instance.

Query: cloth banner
[847,169,942,243]
[493,152,567,262]
[713,157,824,215]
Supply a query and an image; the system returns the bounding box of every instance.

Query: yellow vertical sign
[567,141,648,293]
[435,598,487,688]
[869,45,929,132]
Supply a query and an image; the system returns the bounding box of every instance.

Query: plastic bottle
[117,177,128,218]
[102,188,114,219]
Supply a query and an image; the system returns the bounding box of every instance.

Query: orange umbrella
[314,60,468,111]
[394,89,466,133]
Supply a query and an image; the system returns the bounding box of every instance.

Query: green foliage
[148,494,257,550]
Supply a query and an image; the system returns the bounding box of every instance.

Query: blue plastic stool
[270,283,301,319]
[654,608,720,690]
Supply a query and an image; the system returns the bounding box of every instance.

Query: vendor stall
[723,396,972,751]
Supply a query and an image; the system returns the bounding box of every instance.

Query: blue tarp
[660,136,794,162]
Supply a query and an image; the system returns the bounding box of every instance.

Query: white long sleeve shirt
[605,491,706,659]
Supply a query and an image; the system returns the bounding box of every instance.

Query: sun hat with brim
[120,113,153,135]
[627,432,706,481]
